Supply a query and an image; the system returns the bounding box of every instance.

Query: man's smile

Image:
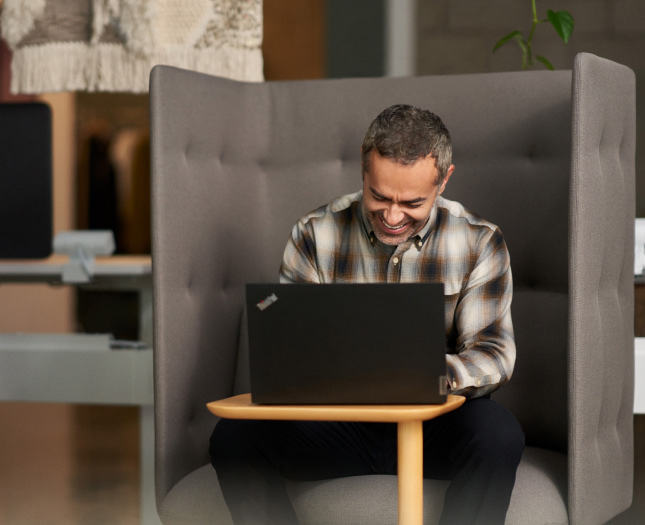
[380,216,410,232]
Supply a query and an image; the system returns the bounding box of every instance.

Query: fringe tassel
[10,42,264,94]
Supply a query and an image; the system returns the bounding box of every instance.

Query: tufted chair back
[151,53,635,524]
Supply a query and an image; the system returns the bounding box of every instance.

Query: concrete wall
[415,0,645,214]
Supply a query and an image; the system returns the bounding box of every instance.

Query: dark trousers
[209,397,525,525]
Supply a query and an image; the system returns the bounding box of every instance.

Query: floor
[0,403,140,525]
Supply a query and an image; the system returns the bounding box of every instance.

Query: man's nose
[384,204,404,225]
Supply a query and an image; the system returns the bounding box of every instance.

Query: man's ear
[438,164,455,195]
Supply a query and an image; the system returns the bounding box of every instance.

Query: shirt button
[392,257,399,265]
[417,240,422,248]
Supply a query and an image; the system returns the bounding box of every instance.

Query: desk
[0,255,153,343]
[0,255,159,525]
[207,393,466,525]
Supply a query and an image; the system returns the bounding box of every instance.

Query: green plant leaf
[547,10,574,43]
[493,30,523,53]
[514,35,528,54]
[511,34,529,69]
[536,55,555,70]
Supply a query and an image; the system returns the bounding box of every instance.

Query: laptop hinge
[439,376,448,395]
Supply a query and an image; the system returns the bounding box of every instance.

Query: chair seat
[158,446,568,524]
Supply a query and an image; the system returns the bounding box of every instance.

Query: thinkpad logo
[256,293,278,311]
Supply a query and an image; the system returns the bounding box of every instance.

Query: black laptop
[246,283,447,405]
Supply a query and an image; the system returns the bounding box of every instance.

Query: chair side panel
[569,53,636,524]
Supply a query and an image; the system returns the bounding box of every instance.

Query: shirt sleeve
[279,219,321,284]
[445,228,516,398]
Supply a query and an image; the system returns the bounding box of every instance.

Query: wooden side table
[207,393,466,525]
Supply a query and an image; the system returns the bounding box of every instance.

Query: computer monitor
[0,102,52,259]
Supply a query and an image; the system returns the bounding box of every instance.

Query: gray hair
[361,104,452,186]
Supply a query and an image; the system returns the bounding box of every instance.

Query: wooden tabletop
[207,393,466,423]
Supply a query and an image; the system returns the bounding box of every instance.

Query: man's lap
[210,396,524,483]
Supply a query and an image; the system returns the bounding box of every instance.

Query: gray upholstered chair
[150,53,635,524]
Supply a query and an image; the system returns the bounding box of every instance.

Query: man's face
[363,151,454,246]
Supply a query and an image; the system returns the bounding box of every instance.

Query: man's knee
[482,415,524,466]
[461,398,525,466]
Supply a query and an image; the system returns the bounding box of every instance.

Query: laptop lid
[246,283,447,405]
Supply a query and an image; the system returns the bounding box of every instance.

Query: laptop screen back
[246,283,447,405]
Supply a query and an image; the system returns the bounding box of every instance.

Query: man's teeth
[382,219,406,230]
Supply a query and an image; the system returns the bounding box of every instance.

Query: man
[210,104,524,524]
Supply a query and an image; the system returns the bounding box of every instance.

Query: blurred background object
[0,0,263,94]
[0,102,52,259]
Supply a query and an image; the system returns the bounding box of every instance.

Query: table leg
[397,420,423,525]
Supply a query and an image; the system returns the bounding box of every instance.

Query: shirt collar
[359,192,440,251]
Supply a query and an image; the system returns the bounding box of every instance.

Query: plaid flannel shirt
[279,191,515,398]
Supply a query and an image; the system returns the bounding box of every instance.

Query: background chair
[150,52,635,524]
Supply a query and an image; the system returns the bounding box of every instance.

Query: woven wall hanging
[0,0,263,93]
